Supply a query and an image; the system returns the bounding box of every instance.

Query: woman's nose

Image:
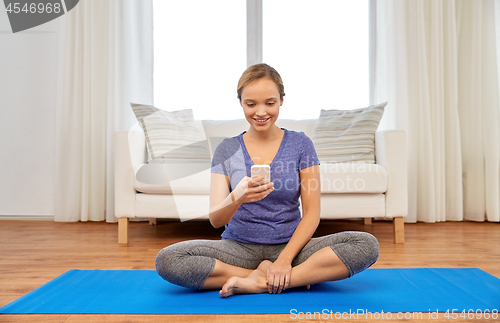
[256,104,267,116]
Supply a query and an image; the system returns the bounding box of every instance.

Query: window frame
[247,0,263,67]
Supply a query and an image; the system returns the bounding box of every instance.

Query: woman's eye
[247,103,255,107]
[267,102,275,106]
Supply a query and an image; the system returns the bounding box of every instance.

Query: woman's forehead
[241,78,280,99]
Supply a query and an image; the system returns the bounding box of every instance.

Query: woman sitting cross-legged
[155,63,379,297]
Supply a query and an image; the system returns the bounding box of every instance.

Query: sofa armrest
[375,130,408,218]
[114,130,146,218]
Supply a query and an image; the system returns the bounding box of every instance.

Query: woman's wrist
[277,252,294,264]
[230,191,242,206]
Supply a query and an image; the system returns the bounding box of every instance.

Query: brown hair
[237,63,285,101]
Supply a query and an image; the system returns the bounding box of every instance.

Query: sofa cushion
[312,102,386,163]
[133,163,211,195]
[319,162,387,193]
[131,103,211,164]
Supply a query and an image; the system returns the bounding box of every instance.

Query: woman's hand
[232,176,274,204]
[266,259,292,294]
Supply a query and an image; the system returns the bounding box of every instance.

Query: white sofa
[115,118,408,244]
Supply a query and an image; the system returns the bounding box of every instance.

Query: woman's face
[240,77,283,133]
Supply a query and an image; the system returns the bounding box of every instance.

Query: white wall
[0,8,60,220]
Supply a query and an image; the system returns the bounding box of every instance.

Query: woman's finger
[277,275,285,294]
[253,181,273,193]
[284,273,290,290]
[273,276,280,294]
[246,183,274,201]
[248,175,264,187]
[267,274,274,294]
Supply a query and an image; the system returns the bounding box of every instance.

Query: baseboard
[0,215,54,221]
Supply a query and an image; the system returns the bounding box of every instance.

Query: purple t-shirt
[211,128,320,244]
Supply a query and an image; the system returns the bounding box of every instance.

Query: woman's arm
[208,173,241,228]
[266,164,321,293]
[209,173,275,228]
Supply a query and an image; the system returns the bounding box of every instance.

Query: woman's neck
[245,125,283,142]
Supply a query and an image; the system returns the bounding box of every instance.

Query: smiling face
[240,77,283,133]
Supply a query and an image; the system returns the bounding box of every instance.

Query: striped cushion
[131,103,211,164]
[312,102,386,163]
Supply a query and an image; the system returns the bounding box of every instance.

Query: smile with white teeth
[255,118,269,122]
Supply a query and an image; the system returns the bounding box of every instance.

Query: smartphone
[251,165,271,186]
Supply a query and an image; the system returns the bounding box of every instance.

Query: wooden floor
[0,219,499,322]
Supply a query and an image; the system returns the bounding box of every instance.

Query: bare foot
[219,260,272,298]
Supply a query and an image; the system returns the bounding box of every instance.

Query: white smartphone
[251,165,271,186]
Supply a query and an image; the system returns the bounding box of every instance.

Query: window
[153,0,368,120]
[153,1,246,120]
[263,0,369,119]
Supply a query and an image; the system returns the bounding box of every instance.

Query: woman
[156,63,379,297]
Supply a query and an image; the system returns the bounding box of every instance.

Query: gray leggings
[155,231,379,289]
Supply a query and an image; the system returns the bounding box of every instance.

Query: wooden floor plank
[1,219,499,322]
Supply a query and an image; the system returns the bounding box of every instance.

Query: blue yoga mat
[1,268,499,315]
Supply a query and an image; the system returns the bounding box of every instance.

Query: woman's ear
[280,98,284,106]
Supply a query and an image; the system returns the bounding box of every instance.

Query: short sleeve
[298,133,320,170]
[211,143,229,176]
[211,137,242,176]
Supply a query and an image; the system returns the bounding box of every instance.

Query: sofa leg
[149,218,157,226]
[118,218,129,244]
[364,217,372,225]
[393,217,405,244]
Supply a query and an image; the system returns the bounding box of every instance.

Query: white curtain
[55,0,153,222]
[371,0,500,223]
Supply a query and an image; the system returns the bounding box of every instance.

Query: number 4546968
[6,2,62,14]
[444,309,498,320]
